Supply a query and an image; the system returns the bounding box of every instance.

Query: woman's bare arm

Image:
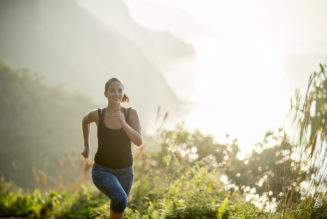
[121,108,143,146]
[81,110,98,158]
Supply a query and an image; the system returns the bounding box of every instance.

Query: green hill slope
[0,60,95,189]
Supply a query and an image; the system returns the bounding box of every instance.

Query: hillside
[0,0,195,129]
[0,59,95,188]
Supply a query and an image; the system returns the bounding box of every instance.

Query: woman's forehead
[109,81,123,88]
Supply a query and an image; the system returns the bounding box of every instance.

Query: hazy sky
[81,0,327,153]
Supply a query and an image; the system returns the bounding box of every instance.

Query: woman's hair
[105,77,130,103]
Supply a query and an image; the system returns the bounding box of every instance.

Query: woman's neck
[106,103,121,112]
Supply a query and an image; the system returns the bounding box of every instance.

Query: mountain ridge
[0,0,195,130]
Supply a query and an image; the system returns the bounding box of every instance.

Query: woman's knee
[111,193,128,213]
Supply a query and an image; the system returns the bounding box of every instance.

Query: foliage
[289,63,327,196]
[152,119,305,204]
[0,59,95,189]
[0,160,264,219]
[226,129,306,204]
[1,150,326,218]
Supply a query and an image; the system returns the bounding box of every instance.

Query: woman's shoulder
[90,108,103,115]
[125,107,140,121]
[122,106,134,111]
[124,106,138,114]
[92,108,103,118]
[83,108,101,124]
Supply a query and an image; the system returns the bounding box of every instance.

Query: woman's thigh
[116,166,134,197]
[91,163,127,199]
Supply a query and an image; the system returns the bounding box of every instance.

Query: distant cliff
[0,0,195,128]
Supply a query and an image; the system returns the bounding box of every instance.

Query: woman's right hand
[81,146,89,159]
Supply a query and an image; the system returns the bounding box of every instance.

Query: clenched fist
[81,146,89,159]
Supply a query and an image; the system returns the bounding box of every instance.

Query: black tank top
[94,107,132,169]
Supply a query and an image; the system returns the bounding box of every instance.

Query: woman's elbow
[135,136,143,146]
[82,117,89,126]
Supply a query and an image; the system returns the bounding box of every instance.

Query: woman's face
[105,81,124,104]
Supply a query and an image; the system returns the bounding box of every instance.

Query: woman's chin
[110,100,121,104]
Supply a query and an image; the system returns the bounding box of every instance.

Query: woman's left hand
[112,110,126,126]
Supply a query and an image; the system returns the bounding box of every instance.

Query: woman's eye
[110,89,122,93]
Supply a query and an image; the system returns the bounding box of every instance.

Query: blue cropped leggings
[91,162,134,213]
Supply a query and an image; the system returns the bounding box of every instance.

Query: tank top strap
[125,107,131,124]
[97,108,102,125]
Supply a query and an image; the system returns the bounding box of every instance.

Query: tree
[226,129,305,203]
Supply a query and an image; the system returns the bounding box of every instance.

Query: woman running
[81,77,143,219]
